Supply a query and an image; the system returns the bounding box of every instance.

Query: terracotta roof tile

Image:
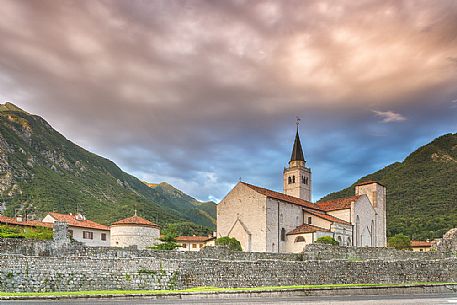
[302,208,351,225]
[111,215,159,228]
[316,195,361,211]
[175,236,215,242]
[47,212,110,231]
[287,224,330,235]
[411,240,432,247]
[0,215,53,228]
[241,182,319,210]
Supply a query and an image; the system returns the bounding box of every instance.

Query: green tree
[315,236,339,245]
[150,233,180,250]
[388,233,411,250]
[215,236,242,251]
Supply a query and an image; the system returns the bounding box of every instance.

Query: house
[411,240,432,252]
[176,235,216,251]
[42,212,110,247]
[110,213,160,249]
[217,127,387,253]
[0,215,53,228]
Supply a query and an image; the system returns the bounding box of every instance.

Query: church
[217,128,387,253]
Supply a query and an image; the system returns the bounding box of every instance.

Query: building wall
[217,183,267,252]
[412,246,431,252]
[327,209,351,223]
[110,225,160,250]
[355,183,387,247]
[352,196,376,247]
[266,198,304,253]
[331,223,353,246]
[302,212,332,230]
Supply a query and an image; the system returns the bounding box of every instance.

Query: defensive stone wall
[0,238,456,293]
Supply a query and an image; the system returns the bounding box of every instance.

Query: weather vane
[296,116,301,129]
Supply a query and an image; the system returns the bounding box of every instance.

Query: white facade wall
[217,183,268,252]
[177,239,216,251]
[302,212,332,230]
[266,198,304,253]
[331,222,353,246]
[327,209,351,223]
[352,196,377,247]
[355,183,387,247]
[110,225,160,250]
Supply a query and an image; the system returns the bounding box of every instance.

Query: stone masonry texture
[0,239,456,293]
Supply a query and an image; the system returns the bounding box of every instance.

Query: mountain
[0,102,216,228]
[319,133,457,240]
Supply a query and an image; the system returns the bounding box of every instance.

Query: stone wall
[0,238,456,293]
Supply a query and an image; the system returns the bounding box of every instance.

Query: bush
[215,236,242,251]
[315,236,339,245]
[150,233,180,250]
[388,233,411,250]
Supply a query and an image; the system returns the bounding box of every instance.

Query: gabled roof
[111,215,159,228]
[175,236,215,242]
[287,224,330,235]
[302,208,351,225]
[411,240,432,247]
[241,182,318,210]
[0,215,53,228]
[47,212,110,231]
[316,195,361,211]
[290,129,305,162]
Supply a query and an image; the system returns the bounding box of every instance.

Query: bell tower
[283,123,312,201]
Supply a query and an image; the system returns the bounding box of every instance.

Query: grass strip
[1,282,457,297]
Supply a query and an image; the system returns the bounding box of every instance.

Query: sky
[1,0,457,202]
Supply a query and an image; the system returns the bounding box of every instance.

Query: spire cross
[296,116,301,131]
[134,209,137,216]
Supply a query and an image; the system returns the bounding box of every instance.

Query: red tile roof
[47,212,110,231]
[0,215,53,228]
[356,180,386,188]
[302,208,351,225]
[111,215,159,228]
[175,236,215,242]
[411,240,432,247]
[241,182,319,210]
[287,224,330,235]
[316,195,361,211]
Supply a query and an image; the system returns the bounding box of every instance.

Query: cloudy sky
[1,0,457,202]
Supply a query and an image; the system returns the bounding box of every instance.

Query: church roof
[112,215,160,228]
[302,207,351,225]
[290,129,305,162]
[241,182,317,210]
[316,195,362,211]
[287,224,330,235]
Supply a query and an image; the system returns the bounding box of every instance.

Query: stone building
[110,214,160,249]
[42,212,110,247]
[217,128,387,253]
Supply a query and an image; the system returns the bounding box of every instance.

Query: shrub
[388,233,411,250]
[150,233,180,250]
[215,236,242,251]
[315,236,339,245]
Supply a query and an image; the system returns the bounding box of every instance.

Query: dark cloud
[1,0,457,201]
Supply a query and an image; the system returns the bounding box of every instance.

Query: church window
[292,176,295,183]
[303,176,308,184]
[307,217,312,225]
[281,228,286,241]
[288,177,292,184]
[295,236,305,242]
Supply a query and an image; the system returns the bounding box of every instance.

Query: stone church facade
[217,129,387,252]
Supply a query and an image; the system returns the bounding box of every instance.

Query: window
[199,244,204,248]
[192,244,197,248]
[292,175,295,183]
[182,243,187,248]
[307,217,312,224]
[337,236,342,246]
[420,249,423,252]
[101,233,107,241]
[288,177,292,184]
[303,177,308,184]
[280,228,286,241]
[83,231,93,240]
[68,230,73,238]
[294,236,305,242]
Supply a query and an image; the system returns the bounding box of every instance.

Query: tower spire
[290,118,305,162]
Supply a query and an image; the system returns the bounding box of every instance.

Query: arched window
[288,177,292,184]
[303,176,308,184]
[281,228,286,241]
[356,215,361,247]
[337,236,342,246]
[292,176,295,183]
[347,237,352,246]
[295,236,305,242]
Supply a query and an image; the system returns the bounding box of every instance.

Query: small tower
[283,123,312,201]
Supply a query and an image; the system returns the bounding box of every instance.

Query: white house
[42,212,110,247]
[176,235,216,251]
